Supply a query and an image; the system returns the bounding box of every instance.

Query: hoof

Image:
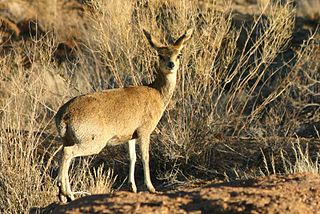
[58,182,74,203]
[148,186,156,193]
[58,194,68,204]
[128,182,137,193]
[58,193,74,203]
[67,194,74,202]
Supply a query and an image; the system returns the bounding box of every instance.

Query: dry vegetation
[0,0,319,213]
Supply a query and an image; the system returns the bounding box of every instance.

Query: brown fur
[56,87,164,145]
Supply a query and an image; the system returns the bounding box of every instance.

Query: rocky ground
[34,173,320,214]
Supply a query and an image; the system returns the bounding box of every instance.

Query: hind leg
[57,146,76,202]
[57,142,107,202]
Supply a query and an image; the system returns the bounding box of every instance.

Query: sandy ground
[35,173,320,214]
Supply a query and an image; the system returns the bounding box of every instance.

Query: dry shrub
[148,1,299,180]
[0,57,56,213]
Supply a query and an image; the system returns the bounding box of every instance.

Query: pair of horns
[143,28,193,50]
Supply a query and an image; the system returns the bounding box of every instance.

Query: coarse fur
[55,28,193,202]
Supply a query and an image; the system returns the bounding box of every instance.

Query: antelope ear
[174,28,193,50]
[143,29,163,50]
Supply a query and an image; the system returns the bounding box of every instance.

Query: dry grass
[261,137,320,176]
[0,0,319,212]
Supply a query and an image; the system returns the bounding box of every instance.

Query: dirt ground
[35,173,320,214]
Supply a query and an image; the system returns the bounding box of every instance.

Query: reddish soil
[40,173,320,214]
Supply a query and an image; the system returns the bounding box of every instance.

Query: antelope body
[55,28,192,202]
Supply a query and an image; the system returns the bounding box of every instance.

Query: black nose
[167,61,175,69]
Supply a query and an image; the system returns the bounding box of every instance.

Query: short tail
[55,112,67,138]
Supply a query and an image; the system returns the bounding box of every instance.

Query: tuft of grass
[282,140,320,174]
[261,138,320,176]
[71,161,117,197]
[87,165,117,195]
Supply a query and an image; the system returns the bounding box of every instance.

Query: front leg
[139,135,156,193]
[128,139,137,193]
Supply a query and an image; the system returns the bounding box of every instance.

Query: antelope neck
[148,68,177,108]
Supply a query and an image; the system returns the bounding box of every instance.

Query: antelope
[55,28,193,202]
